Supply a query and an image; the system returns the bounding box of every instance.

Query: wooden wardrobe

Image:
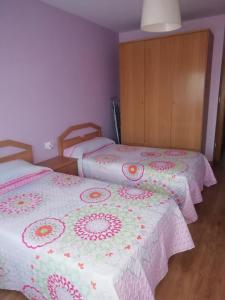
[120,30,213,152]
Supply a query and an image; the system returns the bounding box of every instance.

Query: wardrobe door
[170,31,210,151]
[120,42,145,145]
[144,38,174,148]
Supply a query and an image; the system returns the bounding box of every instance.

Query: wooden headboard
[58,123,101,156]
[0,140,33,163]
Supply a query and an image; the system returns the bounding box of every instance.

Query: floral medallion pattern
[31,255,90,299]
[142,160,188,175]
[164,150,188,156]
[22,218,65,249]
[93,154,119,165]
[140,151,162,158]
[22,285,47,300]
[51,174,84,188]
[109,184,171,209]
[163,149,198,159]
[0,193,43,215]
[114,145,138,152]
[80,188,111,203]
[48,274,83,300]
[137,177,183,205]
[117,186,153,200]
[74,213,122,241]
[59,205,144,260]
[148,161,176,171]
[122,163,144,181]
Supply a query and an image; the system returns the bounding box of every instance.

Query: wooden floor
[156,162,225,300]
[1,163,225,300]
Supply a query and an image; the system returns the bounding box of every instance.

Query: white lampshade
[141,0,181,32]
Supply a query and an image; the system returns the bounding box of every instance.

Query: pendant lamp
[141,0,181,32]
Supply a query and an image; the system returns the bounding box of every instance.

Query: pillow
[64,137,115,159]
[0,160,51,195]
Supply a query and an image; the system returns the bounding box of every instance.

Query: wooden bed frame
[0,140,33,163]
[58,123,102,156]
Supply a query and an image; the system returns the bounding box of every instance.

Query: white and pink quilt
[65,139,217,223]
[0,161,194,300]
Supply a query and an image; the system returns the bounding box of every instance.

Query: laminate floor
[0,164,224,300]
[155,163,225,300]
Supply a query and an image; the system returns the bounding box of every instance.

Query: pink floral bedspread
[0,171,194,300]
[79,145,217,223]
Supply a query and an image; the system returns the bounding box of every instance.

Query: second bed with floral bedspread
[65,138,217,223]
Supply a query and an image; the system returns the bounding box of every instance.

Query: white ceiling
[40,0,225,32]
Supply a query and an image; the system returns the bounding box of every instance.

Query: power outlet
[44,141,54,150]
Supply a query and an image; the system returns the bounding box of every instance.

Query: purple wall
[120,15,225,161]
[0,0,119,162]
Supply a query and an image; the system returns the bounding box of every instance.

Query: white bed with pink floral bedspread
[0,160,194,300]
[64,137,217,224]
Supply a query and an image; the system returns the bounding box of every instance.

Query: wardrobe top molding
[119,29,212,45]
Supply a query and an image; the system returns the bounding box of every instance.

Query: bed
[59,123,217,224]
[0,140,194,300]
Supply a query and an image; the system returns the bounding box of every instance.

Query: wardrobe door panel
[144,38,174,148]
[170,31,210,151]
[120,42,145,145]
